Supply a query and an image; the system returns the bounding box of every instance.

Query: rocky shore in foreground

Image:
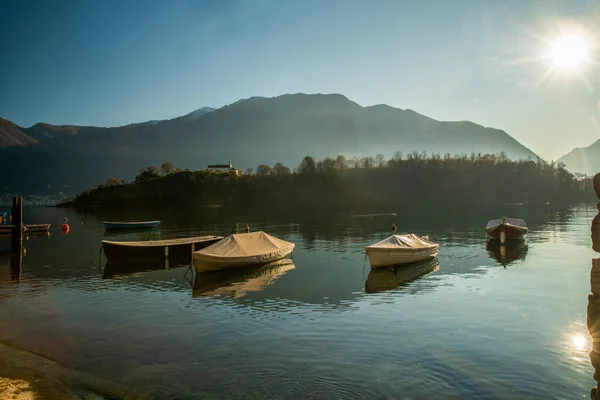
[0,342,145,400]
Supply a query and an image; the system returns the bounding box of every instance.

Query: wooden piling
[11,196,23,247]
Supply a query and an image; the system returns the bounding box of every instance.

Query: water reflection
[193,260,295,298]
[103,258,177,279]
[365,258,439,294]
[485,240,528,267]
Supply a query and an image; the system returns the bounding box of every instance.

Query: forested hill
[0,93,538,195]
[62,153,592,212]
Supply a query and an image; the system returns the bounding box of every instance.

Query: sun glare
[573,335,587,351]
[548,33,591,70]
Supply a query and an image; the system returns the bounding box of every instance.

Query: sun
[548,32,591,70]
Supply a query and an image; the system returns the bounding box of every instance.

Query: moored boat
[102,235,223,263]
[103,221,161,230]
[193,231,295,273]
[0,224,51,235]
[365,233,439,268]
[485,217,528,242]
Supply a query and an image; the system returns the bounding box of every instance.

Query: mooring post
[11,196,23,247]
[500,216,506,244]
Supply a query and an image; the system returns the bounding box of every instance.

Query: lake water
[0,204,598,399]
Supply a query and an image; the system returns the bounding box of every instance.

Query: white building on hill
[207,161,239,175]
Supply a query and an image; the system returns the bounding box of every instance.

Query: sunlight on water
[573,335,587,351]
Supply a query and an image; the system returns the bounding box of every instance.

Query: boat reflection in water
[364,258,439,294]
[102,258,182,279]
[486,240,529,267]
[193,259,295,298]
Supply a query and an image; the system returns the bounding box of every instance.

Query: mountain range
[557,139,600,176]
[1,93,541,195]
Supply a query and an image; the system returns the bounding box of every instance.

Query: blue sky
[1,0,599,160]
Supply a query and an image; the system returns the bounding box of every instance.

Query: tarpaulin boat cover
[366,234,437,250]
[485,218,527,232]
[195,231,295,259]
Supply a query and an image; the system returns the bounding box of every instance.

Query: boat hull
[486,225,527,241]
[102,236,222,263]
[365,246,439,268]
[193,246,295,273]
[103,221,161,230]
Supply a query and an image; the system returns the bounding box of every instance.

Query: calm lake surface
[0,204,598,399]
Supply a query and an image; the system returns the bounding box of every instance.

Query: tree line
[70,152,594,211]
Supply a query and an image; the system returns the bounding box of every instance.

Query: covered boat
[102,235,222,263]
[365,234,439,268]
[485,217,528,242]
[103,221,161,230]
[193,231,295,273]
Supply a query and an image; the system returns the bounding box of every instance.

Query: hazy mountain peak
[0,117,38,148]
[183,107,216,120]
[558,138,600,175]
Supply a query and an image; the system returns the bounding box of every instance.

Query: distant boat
[103,220,161,230]
[193,231,295,273]
[485,217,528,242]
[102,235,223,263]
[0,224,51,235]
[365,234,439,268]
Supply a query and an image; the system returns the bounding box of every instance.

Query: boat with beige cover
[365,233,439,268]
[193,231,295,273]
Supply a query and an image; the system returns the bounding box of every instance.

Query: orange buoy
[61,223,70,232]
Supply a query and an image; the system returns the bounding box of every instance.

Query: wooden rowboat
[0,224,51,235]
[103,221,161,230]
[485,217,528,242]
[102,235,223,263]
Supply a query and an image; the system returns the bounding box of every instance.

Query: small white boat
[365,234,439,268]
[193,231,295,273]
